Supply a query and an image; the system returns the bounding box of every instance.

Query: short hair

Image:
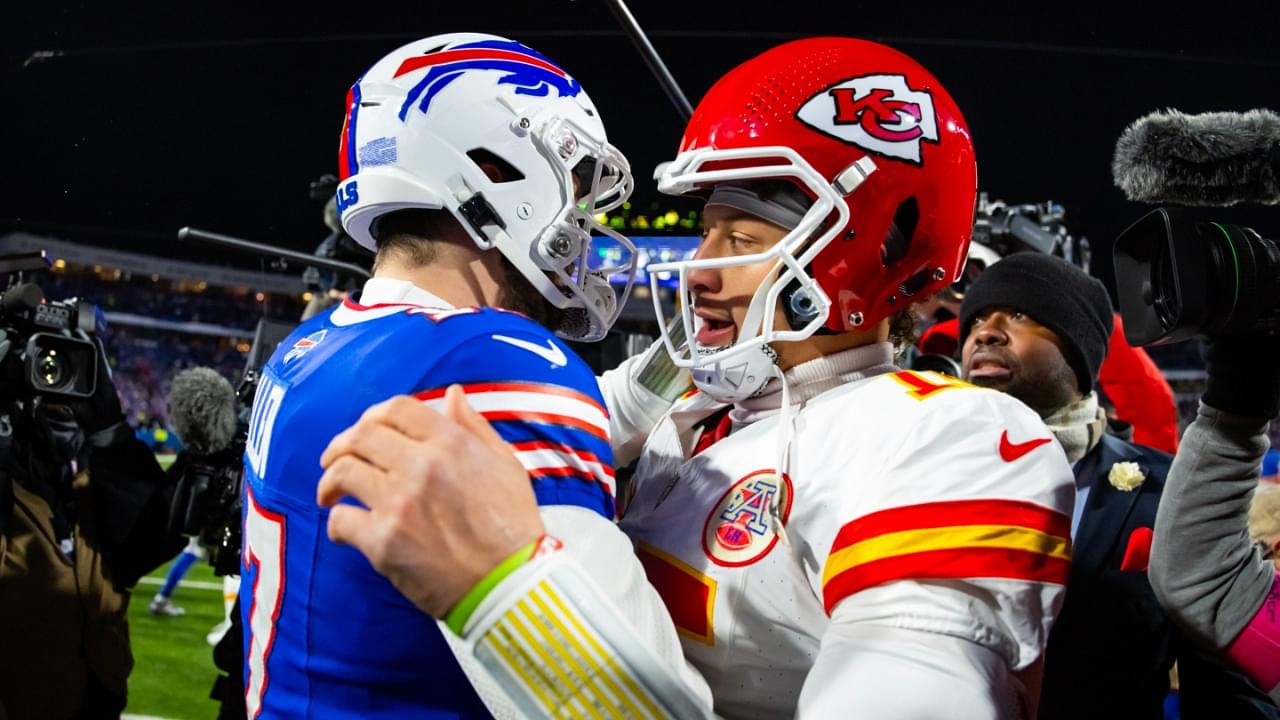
[888,308,918,359]
[370,209,457,271]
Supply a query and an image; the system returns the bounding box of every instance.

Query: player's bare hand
[316,386,543,617]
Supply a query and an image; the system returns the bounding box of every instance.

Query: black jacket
[1039,434,1279,719]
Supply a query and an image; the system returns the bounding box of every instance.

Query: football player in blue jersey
[241,33,708,718]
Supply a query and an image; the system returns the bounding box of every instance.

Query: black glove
[70,336,128,445]
[1202,330,1280,420]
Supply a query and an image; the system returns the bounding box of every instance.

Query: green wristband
[444,538,539,636]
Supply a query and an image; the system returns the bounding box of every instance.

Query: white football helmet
[335,33,636,341]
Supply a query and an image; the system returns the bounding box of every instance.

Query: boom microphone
[0,283,44,315]
[1112,108,1280,206]
[168,367,238,457]
[166,367,244,545]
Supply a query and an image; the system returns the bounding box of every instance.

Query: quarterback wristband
[460,548,707,718]
[445,537,543,636]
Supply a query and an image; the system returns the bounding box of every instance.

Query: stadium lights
[592,206,702,233]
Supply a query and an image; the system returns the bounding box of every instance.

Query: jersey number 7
[244,488,286,719]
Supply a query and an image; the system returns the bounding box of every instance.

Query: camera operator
[1106,106,1280,705]
[957,253,1278,719]
[0,318,185,718]
[1148,331,1280,706]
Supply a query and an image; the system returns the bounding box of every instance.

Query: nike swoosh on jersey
[998,430,1054,462]
[491,334,568,368]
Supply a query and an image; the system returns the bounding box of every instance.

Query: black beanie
[958,253,1114,393]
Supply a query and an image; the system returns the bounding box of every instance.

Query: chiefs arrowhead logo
[796,73,938,164]
[998,430,1054,462]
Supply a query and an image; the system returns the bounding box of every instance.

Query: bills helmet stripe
[394,48,567,80]
[337,80,363,179]
[393,39,582,120]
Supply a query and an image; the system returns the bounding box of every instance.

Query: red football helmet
[648,37,977,398]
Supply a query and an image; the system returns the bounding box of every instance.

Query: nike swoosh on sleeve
[491,334,568,368]
[998,430,1054,462]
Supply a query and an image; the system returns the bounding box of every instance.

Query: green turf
[125,558,230,720]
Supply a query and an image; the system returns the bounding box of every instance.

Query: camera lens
[37,349,65,388]
[1204,222,1280,334]
[1115,208,1279,345]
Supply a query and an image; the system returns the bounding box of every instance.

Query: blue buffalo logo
[394,39,583,121]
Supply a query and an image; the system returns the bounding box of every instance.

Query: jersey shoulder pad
[811,371,1074,613]
[417,310,597,394]
[411,310,615,520]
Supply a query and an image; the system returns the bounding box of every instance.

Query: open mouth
[694,311,735,348]
[967,354,1012,381]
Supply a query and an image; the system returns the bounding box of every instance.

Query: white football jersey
[620,367,1075,719]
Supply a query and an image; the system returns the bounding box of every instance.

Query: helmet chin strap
[690,343,778,403]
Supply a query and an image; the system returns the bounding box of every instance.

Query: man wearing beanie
[959,252,1278,719]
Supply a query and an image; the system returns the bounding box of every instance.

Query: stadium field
[125,554,228,719]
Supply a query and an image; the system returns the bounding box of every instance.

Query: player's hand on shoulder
[316,388,543,617]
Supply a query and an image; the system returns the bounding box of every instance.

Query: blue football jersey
[240,296,615,718]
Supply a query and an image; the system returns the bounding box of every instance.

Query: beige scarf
[1043,392,1109,464]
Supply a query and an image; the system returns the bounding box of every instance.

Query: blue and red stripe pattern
[417,381,616,517]
[337,80,363,181]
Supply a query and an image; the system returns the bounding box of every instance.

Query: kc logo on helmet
[796,73,938,164]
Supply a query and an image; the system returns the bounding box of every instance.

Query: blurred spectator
[108,326,243,430]
[41,267,304,330]
[1248,485,1280,567]
[1095,314,1179,454]
[957,253,1278,719]
[1262,449,1280,485]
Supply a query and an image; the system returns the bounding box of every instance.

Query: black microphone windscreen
[1112,108,1280,206]
[2,284,43,314]
[169,367,238,456]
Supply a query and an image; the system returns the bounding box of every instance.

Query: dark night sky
[5,2,1278,287]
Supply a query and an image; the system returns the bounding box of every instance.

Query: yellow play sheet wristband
[445,538,539,636]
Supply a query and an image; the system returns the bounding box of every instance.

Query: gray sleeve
[1149,402,1276,650]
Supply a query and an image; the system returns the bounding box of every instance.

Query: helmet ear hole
[880,196,919,266]
[465,148,525,183]
[898,268,931,298]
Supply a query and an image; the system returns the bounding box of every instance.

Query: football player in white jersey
[319,37,1076,719]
